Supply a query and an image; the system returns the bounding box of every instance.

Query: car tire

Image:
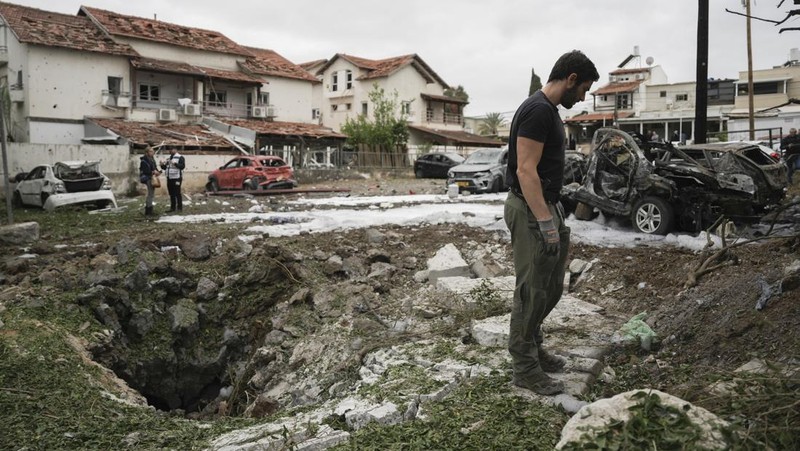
[208,179,220,193]
[415,168,424,179]
[490,177,502,193]
[631,197,674,235]
[245,178,261,191]
[12,191,22,208]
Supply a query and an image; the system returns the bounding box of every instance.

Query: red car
[206,155,297,192]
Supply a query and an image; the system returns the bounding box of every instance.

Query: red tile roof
[0,2,137,56]
[592,80,643,95]
[131,57,262,84]
[298,59,327,71]
[80,6,252,57]
[408,125,504,147]
[88,118,236,148]
[317,53,449,88]
[240,47,318,82]
[421,93,469,105]
[563,112,633,123]
[223,119,347,139]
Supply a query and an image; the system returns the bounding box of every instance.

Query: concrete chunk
[427,243,471,284]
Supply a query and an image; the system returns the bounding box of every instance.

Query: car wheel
[245,178,260,191]
[631,197,674,235]
[490,177,502,193]
[415,168,424,179]
[12,191,22,208]
[208,179,220,193]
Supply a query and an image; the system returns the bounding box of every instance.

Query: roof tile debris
[80,6,252,57]
[0,2,137,56]
[89,118,236,148]
[564,112,633,123]
[592,80,644,95]
[240,47,318,82]
[131,57,262,84]
[408,125,504,147]
[223,119,346,139]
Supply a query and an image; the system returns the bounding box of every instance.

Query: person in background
[671,130,679,143]
[139,146,160,217]
[504,50,599,395]
[161,148,186,212]
[781,128,800,183]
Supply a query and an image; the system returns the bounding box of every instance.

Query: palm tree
[478,112,507,136]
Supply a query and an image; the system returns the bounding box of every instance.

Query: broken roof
[87,118,236,149]
[0,2,137,56]
[316,53,449,88]
[408,125,504,147]
[563,111,633,123]
[240,47,319,83]
[131,57,262,84]
[421,93,469,105]
[298,59,328,71]
[592,80,643,96]
[222,119,347,139]
[79,6,252,57]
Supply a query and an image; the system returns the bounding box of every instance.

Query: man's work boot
[538,348,567,373]
[512,368,565,395]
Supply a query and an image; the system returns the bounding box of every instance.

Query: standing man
[781,128,800,184]
[161,148,186,212]
[504,50,598,395]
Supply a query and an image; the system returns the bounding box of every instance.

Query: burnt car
[414,152,465,178]
[447,147,509,193]
[206,155,297,192]
[561,128,787,234]
[12,161,117,211]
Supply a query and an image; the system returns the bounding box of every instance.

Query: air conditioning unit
[158,109,177,122]
[182,104,201,116]
[266,106,276,118]
[251,106,267,118]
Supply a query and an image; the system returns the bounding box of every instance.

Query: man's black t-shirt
[506,90,565,202]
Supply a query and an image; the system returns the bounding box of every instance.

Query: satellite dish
[646,56,654,66]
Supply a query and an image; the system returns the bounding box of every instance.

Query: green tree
[528,68,542,96]
[341,84,409,148]
[443,85,469,102]
[478,112,507,136]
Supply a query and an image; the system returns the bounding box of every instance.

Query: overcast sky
[10,0,800,116]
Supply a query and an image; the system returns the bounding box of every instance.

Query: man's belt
[510,185,560,204]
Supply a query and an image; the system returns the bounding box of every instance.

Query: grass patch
[335,375,567,450]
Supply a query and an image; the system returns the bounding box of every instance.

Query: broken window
[108,77,122,96]
[208,91,227,107]
[138,83,160,101]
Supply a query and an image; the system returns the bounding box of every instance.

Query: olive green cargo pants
[504,192,570,378]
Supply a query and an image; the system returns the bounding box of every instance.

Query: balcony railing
[426,111,463,125]
[101,90,132,108]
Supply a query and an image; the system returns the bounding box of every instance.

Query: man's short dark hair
[547,50,600,85]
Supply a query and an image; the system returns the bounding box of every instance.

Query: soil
[2,173,798,447]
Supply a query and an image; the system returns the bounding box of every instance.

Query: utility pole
[745,0,755,140]
[695,0,709,144]
[0,89,12,225]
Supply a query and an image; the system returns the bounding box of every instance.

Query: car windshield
[464,149,500,165]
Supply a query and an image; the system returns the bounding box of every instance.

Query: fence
[259,144,413,170]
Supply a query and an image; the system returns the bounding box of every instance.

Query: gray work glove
[538,218,560,256]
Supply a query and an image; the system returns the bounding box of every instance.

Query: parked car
[12,161,117,211]
[206,155,297,192]
[414,152,465,179]
[446,147,509,193]
[561,128,787,235]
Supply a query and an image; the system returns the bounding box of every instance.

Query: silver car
[446,147,509,193]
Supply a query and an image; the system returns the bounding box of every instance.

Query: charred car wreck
[562,128,787,234]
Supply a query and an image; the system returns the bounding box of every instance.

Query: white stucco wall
[643,82,696,112]
[113,38,244,71]
[27,46,130,121]
[263,76,315,123]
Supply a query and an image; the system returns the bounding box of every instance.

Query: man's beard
[561,84,580,109]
